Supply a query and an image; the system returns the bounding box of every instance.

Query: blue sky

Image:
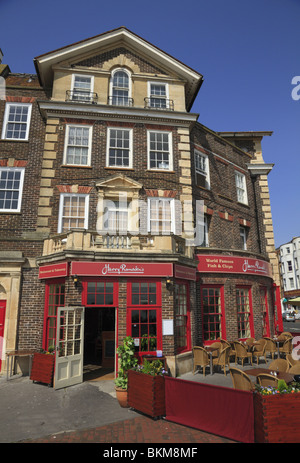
[1,0,299,247]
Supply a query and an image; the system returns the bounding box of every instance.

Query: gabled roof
[34,26,203,110]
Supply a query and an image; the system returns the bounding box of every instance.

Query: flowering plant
[133,359,167,376]
[255,379,300,395]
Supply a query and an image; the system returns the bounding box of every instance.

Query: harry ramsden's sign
[71,261,174,277]
[196,254,273,278]
[38,262,68,279]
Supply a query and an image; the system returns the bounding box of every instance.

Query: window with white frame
[63,125,92,166]
[148,198,174,235]
[240,226,248,250]
[71,75,93,102]
[110,69,131,106]
[195,150,210,189]
[107,128,132,168]
[2,103,32,140]
[58,193,89,233]
[103,199,129,233]
[148,130,172,171]
[0,167,25,212]
[148,82,168,109]
[235,171,248,204]
[197,214,209,247]
[287,261,293,272]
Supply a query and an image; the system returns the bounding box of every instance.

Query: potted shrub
[30,347,55,387]
[115,336,138,408]
[254,380,300,443]
[128,359,168,418]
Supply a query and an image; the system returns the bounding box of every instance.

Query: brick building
[0,27,282,385]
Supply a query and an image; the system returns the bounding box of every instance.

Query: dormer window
[109,69,132,106]
[68,74,95,102]
[145,82,173,110]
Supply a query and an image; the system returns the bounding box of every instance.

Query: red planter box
[128,369,166,418]
[254,392,300,443]
[30,353,55,386]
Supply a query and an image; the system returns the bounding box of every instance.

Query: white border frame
[1,103,32,141]
[194,149,210,190]
[147,81,169,108]
[63,124,93,166]
[0,167,25,213]
[58,193,89,233]
[147,197,175,235]
[147,129,173,171]
[106,126,133,169]
[71,73,95,101]
[235,171,248,205]
[109,68,132,105]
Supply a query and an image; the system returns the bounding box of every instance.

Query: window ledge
[60,164,93,169]
[104,167,135,171]
[0,139,29,143]
[147,169,175,174]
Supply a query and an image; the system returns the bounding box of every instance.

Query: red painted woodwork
[254,392,300,443]
[30,353,55,386]
[197,254,273,278]
[128,369,166,418]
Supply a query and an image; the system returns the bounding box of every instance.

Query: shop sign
[39,262,68,279]
[71,261,173,277]
[196,254,273,278]
[174,264,197,281]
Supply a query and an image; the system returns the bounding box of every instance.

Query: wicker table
[245,367,294,384]
[205,346,220,375]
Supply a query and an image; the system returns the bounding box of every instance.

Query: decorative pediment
[96,174,143,192]
[34,27,203,110]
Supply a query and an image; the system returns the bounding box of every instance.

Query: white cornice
[37,100,199,125]
[247,163,274,176]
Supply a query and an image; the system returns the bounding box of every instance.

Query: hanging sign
[196,254,273,278]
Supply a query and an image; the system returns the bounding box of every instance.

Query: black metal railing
[108,96,134,107]
[66,90,98,104]
[144,97,174,111]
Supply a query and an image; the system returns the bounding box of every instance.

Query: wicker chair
[252,338,267,365]
[209,341,222,358]
[212,346,231,376]
[192,346,210,376]
[287,353,298,368]
[279,338,292,358]
[257,373,279,387]
[229,367,255,391]
[234,341,253,367]
[281,332,293,339]
[268,358,289,372]
[245,337,255,347]
[263,337,277,360]
[289,363,300,375]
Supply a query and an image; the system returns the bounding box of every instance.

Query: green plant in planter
[133,359,167,376]
[255,380,300,395]
[115,336,138,390]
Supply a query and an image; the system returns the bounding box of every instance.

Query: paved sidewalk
[23,415,236,443]
[0,375,236,444]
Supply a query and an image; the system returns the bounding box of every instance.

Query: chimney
[0,49,3,64]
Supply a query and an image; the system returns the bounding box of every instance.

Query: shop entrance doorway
[83,307,115,380]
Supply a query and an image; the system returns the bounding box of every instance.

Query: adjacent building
[0,27,282,385]
[278,236,300,311]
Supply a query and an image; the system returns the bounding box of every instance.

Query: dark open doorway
[83,307,115,380]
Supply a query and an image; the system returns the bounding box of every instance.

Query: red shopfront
[39,261,196,379]
[196,254,282,343]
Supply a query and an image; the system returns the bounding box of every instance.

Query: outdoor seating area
[188,333,298,390]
